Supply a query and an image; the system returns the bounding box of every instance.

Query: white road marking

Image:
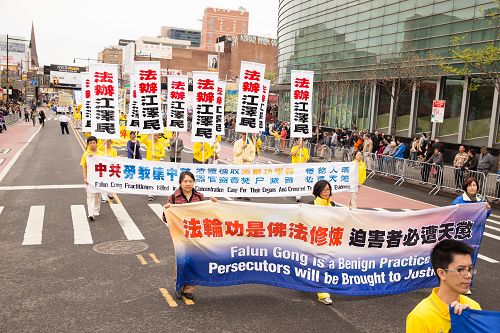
[484,232,500,241]
[148,203,164,220]
[485,224,500,233]
[0,125,42,182]
[0,184,85,191]
[489,213,500,219]
[487,218,500,226]
[71,205,93,244]
[0,206,3,216]
[109,204,145,240]
[478,254,499,264]
[402,208,414,212]
[22,206,45,245]
[0,158,4,165]
[372,208,390,212]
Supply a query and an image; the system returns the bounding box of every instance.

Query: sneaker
[183,292,194,300]
[174,289,183,299]
[107,195,114,201]
[94,212,100,217]
[318,297,332,305]
[148,196,154,201]
[296,199,301,203]
[87,215,94,222]
[101,198,107,203]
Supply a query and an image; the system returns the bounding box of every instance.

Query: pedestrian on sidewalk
[58,113,70,134]
[427,148,444,188]
[349,151,367,209]
[310,180,335,305]
[81,136,104,222]
[126,131,142,159]
[99,139,117,203]
[453,146,468,190]
[38,109,46,127]
[291,138,310,202]
[477,146,494,184]
[24,108,30,122]
[163,171,218,300]
[31,108,38,126]
[169,132,183,163]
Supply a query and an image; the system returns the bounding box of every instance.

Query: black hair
[469,148,476,155]
[462,177,480,192]
[130,131,136,136]
[179,171,195,184]
[87,136,97,144]
[312,180,332,198]
[430,239,473,280]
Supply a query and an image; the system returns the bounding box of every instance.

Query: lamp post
[5,34,30,102]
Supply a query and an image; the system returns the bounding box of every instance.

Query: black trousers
[60,122,69,134]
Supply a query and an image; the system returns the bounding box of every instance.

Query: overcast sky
[1,0,278,67]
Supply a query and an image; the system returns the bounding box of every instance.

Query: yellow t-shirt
[291,146,310,164]
[80,150,104,168]
[406,288,481,333]
[193,142,213,162]
[98,146,117,157]
[141,138,165,161]
[354,159,367,185]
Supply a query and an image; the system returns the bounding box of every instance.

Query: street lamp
[4,34,30,102]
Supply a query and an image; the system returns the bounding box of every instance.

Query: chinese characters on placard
[166,75,188,132]
[290,70,314,138]
[236,61,266,133]
[191,71,218,142]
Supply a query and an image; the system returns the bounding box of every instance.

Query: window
[376,85,392,130]
[415,80,436,134]
[437,77,464,136]
[466,84,495,139]
[396,83,412,131]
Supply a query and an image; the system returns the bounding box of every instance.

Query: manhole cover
[93,240,148,255]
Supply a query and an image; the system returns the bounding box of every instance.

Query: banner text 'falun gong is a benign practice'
[165,201,487,295]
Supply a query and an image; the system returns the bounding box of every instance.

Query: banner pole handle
[151,134,154,160]
[174,133,177,162]
[133,140,136,159]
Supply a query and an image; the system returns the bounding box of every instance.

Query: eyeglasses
[445,266,477,277]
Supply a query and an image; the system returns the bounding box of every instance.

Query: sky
[1,0,278,67]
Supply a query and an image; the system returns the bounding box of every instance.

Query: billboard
[49,64,86,86]
[0,35,28,66]
[135,41,172,59]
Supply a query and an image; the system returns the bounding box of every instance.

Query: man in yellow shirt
[140,134,166,201]
[349,151,366,209]
[406,239,481,333]
[80,136,104,221]
[290,138,310,202]
[233,133,255,165]
[193,142,213,164]
[98,139,117,203]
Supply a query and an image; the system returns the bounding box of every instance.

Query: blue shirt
[127,140,142,159]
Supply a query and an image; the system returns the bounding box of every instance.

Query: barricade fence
[219,129,500,199]
[4,114,19,126]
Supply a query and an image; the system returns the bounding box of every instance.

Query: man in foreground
[406,239,481,332]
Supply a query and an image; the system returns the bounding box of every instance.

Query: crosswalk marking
[487,218,500,226]
[485,224,500,233]
[22,206,45,245]
[477,254,499,264]
[372,208,390,212]
[0,206,3,216]
[484,232,500,241]
[109,204,145,240]
[489,213,500,219]
[148,203,164,220]
[71,205,93,244]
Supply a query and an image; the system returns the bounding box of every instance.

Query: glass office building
[277,0,499,147]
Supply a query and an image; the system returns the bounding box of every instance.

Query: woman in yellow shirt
[291,138,310,202]
[193,142,213,164]
[140,134,166,201]
[349,151,366,209]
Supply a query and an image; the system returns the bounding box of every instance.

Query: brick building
[98,47,123,64]
[200,7,249,51]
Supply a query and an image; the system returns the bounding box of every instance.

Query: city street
[0,116,499,333]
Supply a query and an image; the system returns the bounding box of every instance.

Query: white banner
[290,70,314,138]
[191,71,218,143]
[215,81,226,136]
[126,79,140,131]
[81,73,92,133]
[166,75,188,132]
[87,156,358,197]
[259,79,270,132]
[236,61,266,134]
[90,63,120,139]
[136,61,163,134]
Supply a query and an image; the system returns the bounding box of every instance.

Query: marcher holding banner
[291,138,310,203]
[406,240,481,333]
[349,151,367,209]
[81,136,104,222]
[193,142,213,164]
[163,171,217,300]
[141,133,165,201]
[126,132,142,160]
[233,133,255,165]
[99,139,117,203]
[169,132,184,163]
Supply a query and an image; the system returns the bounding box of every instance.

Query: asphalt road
[0,116,499,333]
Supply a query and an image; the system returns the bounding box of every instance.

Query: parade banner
[290,70,314,138]
[165,201,487,295]
[126,79,140,131]
[87,156,358,197]
[166,75,188,132]
[191,71,218,143]
[259,79,270,132]
[235,61,265,134]
[451,308,500,333]
[136,61,163,134]
[90,63,120,139]
[215,81,226,137]
[81,73,92,133]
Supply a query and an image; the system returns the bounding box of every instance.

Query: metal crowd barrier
[4,113,20,126]
[483,173,499,201]
[440,166,486,196]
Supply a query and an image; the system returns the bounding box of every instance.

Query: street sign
[431,100,445,123]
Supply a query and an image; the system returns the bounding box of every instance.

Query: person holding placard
[141,134,166,201]
[291,138,310,202]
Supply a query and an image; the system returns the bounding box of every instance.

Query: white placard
[135,61,163,134]
[215,81,226,136]
[290,70,314,138]
[235,61,266,134]
[431,100,445,123]
[126,78,140,131]
[191,71,218,143]
[81,73,92,133]
[166,75,188,132]
[259,79,270,132]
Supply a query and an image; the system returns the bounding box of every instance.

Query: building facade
[277,0,500,148]
[160,26,201,47]
[98,47,123,64]
[201,7,249,51]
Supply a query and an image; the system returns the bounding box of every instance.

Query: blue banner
[451,307,500,333]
